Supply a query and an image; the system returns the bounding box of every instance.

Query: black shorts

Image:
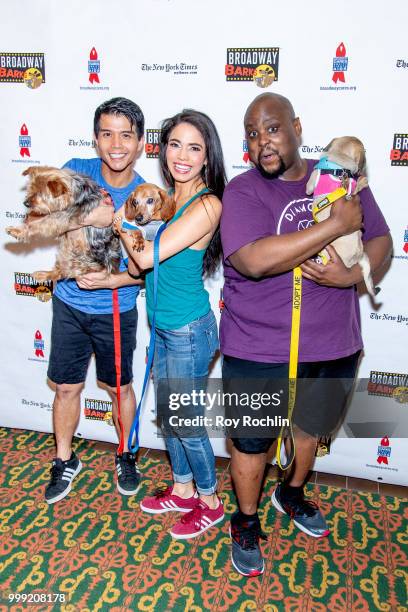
[222,352,361,454]
[48,296,137,387]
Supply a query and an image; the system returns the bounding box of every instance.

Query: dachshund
[6,166,120,282]
[116,183,176,252]
[306,136,378,298]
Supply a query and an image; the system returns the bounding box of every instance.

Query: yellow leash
[276,266,302,470]
[276,186,348,470]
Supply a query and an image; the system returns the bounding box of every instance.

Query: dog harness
[312,157,356,198]
[120,219,165,261]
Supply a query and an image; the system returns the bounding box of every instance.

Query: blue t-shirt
[53,158,144,314]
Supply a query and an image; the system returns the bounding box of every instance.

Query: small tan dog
[306,136,378,298]
[116,183,175,251]
[6,166,120,282]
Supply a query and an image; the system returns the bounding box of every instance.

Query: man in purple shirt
[220,92,391,577]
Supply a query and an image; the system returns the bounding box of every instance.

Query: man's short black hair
[94,97,144,139]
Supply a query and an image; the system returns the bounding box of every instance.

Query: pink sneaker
[170,498,224,539]
[140,486,198,514]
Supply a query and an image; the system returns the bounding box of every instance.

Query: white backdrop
[1,0,407,485]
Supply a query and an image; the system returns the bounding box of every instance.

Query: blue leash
[128,222,167,453]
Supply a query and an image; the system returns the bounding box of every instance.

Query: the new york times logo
[145,129,161,158]
[390,133,408,166]
[368,371,408,398]
[84,398,113,425]
[225,48,279,87]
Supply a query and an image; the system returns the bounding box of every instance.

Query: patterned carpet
[0,428,407,612]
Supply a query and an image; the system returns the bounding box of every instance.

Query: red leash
[112,288,124,455]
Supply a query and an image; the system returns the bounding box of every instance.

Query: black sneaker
[271,482,330,538]
[45,453,82,504]
[230,511,267,577]
[115,452,141,496]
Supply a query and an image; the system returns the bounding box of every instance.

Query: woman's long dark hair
[159,109,227,275]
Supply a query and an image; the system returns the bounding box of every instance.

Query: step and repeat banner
[1,0,407,484]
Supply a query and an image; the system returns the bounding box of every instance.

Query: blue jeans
[153,310,219,495]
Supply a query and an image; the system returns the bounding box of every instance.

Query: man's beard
[255,152,286,180]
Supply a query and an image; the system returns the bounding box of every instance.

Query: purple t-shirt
[220,160,389,363]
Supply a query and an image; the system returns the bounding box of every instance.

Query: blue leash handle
[128,222,167,453]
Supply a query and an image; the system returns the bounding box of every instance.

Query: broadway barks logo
[377,436,391,465]
[0,53,45,88]
[84,398,114,426]
[368,370,408,403]
[145,129,161,158]
[225,48,279,88]
[14,272,53,302]
[390,133,408,166]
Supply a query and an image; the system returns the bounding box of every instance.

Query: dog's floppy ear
[47,179,68,198]
[22,167,37,177]
[158,188,176,222]
[323,139,335,153]
[124,194,136,221]
[306,169,319,195]
[357,147,367,176]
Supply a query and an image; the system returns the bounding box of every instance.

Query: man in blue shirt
[45,97,145,504]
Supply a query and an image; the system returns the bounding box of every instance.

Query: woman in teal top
[116,110,226,539]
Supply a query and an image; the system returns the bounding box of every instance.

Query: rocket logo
[377,436,391,465]
[19,124,31,158]
[332,43,348,83]
[88,47,100,84]
[34,330,45,358]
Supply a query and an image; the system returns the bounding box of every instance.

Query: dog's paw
[6,226,25,241]
[32,271,52,282]
[131,232,145,253]
[113,215,125,235]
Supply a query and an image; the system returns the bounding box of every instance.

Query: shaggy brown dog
[6,166,120,282]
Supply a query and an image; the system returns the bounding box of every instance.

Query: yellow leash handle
[312,186,348,221]
[276,266,302,470]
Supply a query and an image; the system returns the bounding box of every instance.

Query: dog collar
[318,168,353,178]
[314,156,344,172]
[122,219,165,241]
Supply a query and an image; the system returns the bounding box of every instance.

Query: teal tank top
[145,188,211,330]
